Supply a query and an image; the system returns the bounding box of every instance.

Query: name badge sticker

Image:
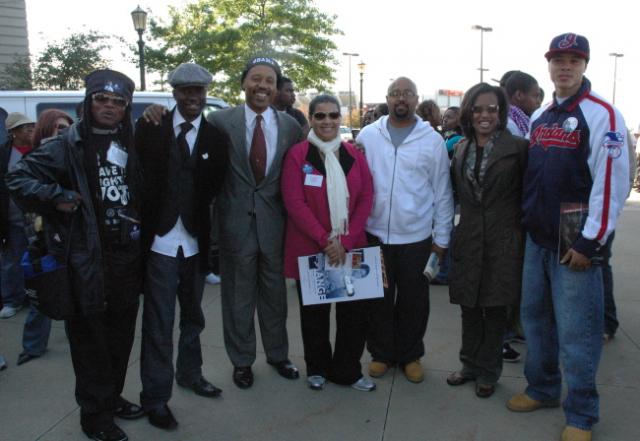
[304,174,323,187]
[106,142,128,168]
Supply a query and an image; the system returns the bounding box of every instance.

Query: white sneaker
[205,273,221,285]
[351,376,376,391]
[0,305,20,319]
[307,375,326,390]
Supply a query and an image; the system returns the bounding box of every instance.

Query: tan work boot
[561,426,592,441]
[506,393,560,412]
[368,361,389,378]
[403,360,424,383]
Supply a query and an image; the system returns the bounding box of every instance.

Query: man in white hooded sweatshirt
[356,77,454,383]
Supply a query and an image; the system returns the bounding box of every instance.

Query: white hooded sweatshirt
[356,115,454,246]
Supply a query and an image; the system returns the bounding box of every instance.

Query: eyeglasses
[388,90,417,99]
[92,93,128,108]
[312,112,341,120]
[56,123,70,131]
[471,105,499,114]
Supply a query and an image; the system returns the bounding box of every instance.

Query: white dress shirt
[244,104,278,175]
[150,110,202,258]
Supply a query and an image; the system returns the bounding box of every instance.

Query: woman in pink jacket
[281,94,374,391]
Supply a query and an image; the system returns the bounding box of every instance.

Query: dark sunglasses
[471,104,499,114]
[312,111,341,120]
[56,123,70,131]
[92,93,128,108]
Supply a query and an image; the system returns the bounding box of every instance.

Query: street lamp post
[131,5,148,91]
[357,61,366,128]
[342,52,359,131]
[609,52,624,105]
[472,25,492,82]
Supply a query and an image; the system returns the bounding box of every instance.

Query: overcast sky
[25,0,640,129]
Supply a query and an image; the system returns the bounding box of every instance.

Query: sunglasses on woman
[312,112,341,120]
[92,93,128,108]
[471,105,499,114]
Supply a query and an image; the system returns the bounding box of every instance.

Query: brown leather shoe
[403,360,424,383]
[368,361,390,378]
[561,426,592,441]
[506,393,560,412]
[475,383,495,398]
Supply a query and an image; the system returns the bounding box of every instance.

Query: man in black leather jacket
[6,69,144,441]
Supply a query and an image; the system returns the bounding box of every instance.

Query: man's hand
[560,248,592,271]
[55,192,82,213]
[143,104,168,125]
[431,243,447,261]
[324,237,346,267]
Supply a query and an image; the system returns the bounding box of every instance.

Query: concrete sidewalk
[1,196,639,441]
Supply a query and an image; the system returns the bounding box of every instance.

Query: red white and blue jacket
[522,78,629,257]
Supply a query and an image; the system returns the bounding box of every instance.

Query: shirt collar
[173,108,202,132]
[245,103,275,126]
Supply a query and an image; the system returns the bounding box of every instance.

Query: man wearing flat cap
[506,33,629,441]
[207,56,303,389]
[135,62,229,430]
[0,112,34,319]
[7,69,144,441]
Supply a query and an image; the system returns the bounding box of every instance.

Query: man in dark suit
[207,56,303,389]
[135,63,229,430]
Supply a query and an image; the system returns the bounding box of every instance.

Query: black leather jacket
[5,123,142,315]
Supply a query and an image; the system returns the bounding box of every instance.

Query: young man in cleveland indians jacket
[506,33,629,441]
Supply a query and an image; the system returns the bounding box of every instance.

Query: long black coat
[448,131,528,307]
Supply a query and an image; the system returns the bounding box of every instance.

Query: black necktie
[249,114,267,183]
[177,121,193,161]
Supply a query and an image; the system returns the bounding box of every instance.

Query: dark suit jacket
[207,105,303,255]
[135,109,230,266]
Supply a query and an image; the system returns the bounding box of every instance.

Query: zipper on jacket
[386,146,399,242]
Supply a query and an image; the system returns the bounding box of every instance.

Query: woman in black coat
[446,83,528,398]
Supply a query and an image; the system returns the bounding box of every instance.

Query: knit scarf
[508,105,530,137]
[307,129,350,238]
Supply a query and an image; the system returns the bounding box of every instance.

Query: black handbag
[21,217,76,320]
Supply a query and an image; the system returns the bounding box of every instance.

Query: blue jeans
[601,233,618,336]
[22,304,52,356]
[0,224,27,308]
[520,234,603,430]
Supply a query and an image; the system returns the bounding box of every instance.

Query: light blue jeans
[520,234,603,430]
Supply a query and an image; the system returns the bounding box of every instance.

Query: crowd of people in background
[0,31,637,441]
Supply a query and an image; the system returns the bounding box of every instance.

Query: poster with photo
[298,246,384,305]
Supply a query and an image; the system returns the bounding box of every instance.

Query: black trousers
[459,305,507,384]
[296,281,368,385]
[367,237,431,366]
[65,247,141,432]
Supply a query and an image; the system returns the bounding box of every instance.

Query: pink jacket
[281,140,374,279]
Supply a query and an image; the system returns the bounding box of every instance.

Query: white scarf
[307,129,350,238]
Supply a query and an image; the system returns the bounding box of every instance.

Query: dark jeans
[22,304,51,356]
[295,281,368,385]
[459,305,508,384]
[602,233,618,336]
[367,237,431,366]
[0,223,27,308]
[140,250,205,411]
[65,248,141,432]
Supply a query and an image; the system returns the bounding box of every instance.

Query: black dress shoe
[177,375,222,398]
[147,405,178,430]
[233,366,254,389]
[114,396,145,420]
[268,359,300,380]
[82,423,128,441]
[17,352,38,366]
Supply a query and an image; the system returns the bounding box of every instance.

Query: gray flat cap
[168,63,213,88]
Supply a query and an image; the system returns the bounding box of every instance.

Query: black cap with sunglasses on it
[85,69,135,103]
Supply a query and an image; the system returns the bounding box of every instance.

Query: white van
[0,90,229,144]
